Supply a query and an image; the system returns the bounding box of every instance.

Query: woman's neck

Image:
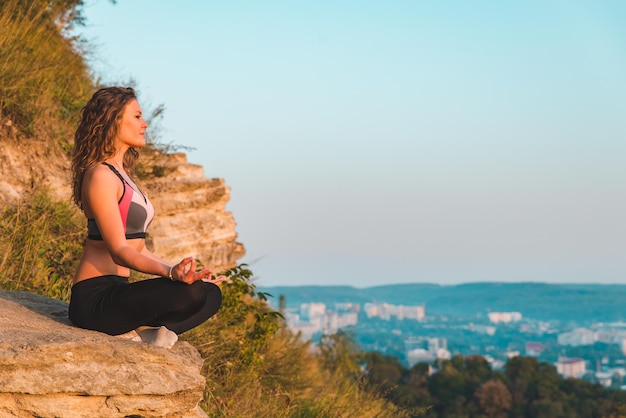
[108,145,129,169]
[106,150,126,169]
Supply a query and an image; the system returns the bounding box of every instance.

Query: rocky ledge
[141,152,245,272]
[0,290,207,418]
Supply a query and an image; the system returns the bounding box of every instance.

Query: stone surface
[0,290,207,418]
[142,152,245,272]
[0,138,70,206]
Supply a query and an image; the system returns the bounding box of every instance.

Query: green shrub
[0,190,84,301]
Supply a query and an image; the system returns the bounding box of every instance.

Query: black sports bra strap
[102,162,126,184]
[102,162,147,203]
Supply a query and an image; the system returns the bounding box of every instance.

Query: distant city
[263,283,626,391]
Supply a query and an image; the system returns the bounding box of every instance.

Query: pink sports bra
[87,163,155,240]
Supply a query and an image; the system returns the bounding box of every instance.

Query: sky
[77,0,625,287]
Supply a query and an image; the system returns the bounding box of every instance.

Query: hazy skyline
[78,0,625,287]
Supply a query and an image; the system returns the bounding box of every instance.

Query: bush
[0,190,84,301]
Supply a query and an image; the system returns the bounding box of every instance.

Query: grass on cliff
[0,0,92,147]
[0,191,84,301]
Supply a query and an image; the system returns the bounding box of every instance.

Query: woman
[68,87,224,348]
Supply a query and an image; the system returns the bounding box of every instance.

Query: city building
[407,349,435,367]
[558,328,595,346]
[488,312,522,324]
[405,336,450,367]
[555,357,586,378]
[364,303,425,321]
[299,303,326,321]
[286,303,359,340]
[334,302,360,313]
[469,323,496,336]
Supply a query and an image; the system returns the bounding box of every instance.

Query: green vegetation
[363,354,626,418]
[0,0,92,147]
[0,191,83,301]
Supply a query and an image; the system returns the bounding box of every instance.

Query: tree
[364,351,403,394]
[475,379,512,418]
[318,330,363,381]
[505,356,539,417]
[428,356,469,417]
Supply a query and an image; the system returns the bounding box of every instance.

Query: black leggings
[68,275,222,335]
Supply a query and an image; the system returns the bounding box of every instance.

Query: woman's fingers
[192,267,212,282]
[202,275,227,285]
[185,258,195,275]
[200,267,212,278]
[185,259,197,283]
[214,275,228,284]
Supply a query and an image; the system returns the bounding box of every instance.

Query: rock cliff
[0,138,69,205]
[140,151,245,272]
[0,290,207,417]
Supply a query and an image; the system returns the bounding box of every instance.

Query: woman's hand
[171,257,200,284]
[171,257,227,285]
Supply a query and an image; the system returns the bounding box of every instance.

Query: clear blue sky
[77,0,625,287]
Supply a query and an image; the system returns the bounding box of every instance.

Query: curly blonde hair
[71,87,140,208]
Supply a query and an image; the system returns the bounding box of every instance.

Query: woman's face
[116,99,148,149]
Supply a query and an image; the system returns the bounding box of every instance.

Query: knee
[178,281,208,310]
[186,281,222,309]
[204,281,222,308]
[199,282,222,318]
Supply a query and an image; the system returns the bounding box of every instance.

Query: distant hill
[259,282,626,322]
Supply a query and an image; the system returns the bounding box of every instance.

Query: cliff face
[141,152,245,272]
[0,290,207,418]
[0,138,245,272]
[0,137,69,205]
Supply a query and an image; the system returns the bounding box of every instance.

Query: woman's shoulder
[82,163,123,206]
[84,163,118,184]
